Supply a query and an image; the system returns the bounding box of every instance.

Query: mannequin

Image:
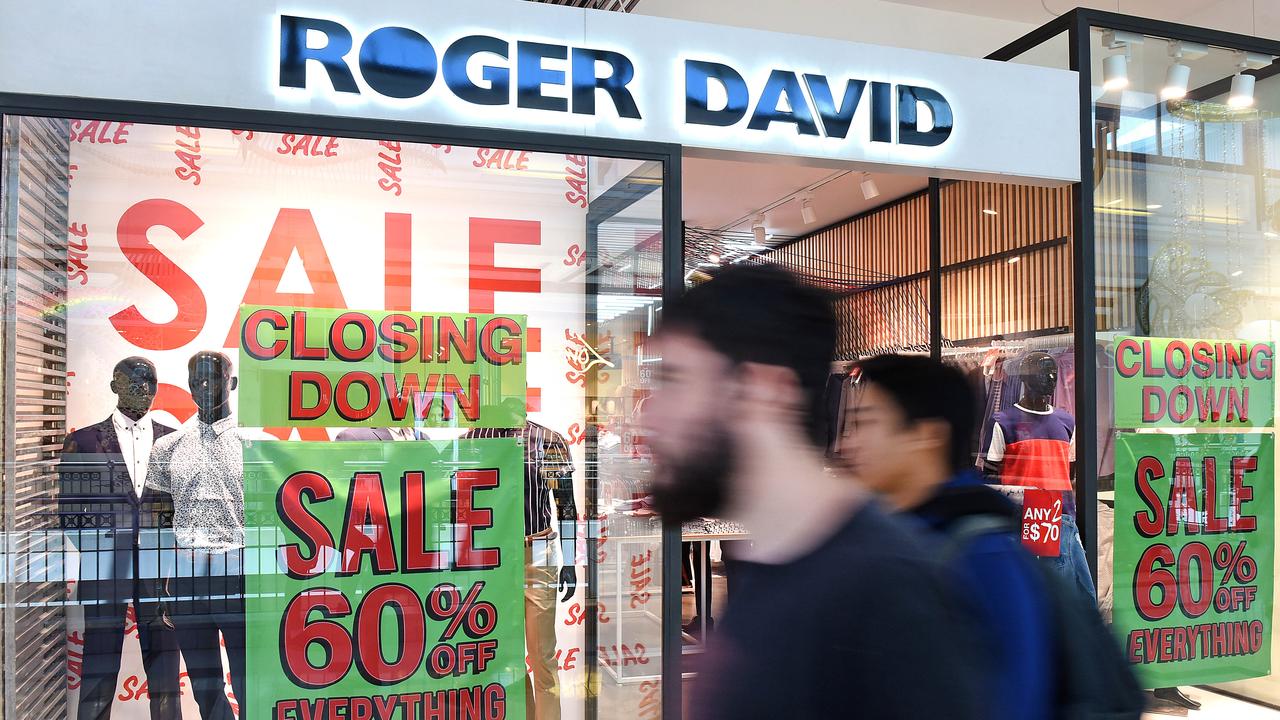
[467,409,576,720]
[59,357,181,720]
[146,351,250,720]
[983,352,1073,492]
[983,351,1096,599]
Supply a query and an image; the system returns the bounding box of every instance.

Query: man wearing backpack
[842,354,1144,720]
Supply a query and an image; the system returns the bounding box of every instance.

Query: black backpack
[942,514,1147,720]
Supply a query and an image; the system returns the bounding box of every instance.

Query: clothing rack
[991,331,1073,352]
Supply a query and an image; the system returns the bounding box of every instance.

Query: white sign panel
[0,0,1079,183]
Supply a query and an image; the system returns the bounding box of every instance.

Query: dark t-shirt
[690,502,993,719]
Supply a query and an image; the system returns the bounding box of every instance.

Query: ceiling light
[1146,204,1162,209]
[1227,52,1274,108]
[708,253,720,264]
[1008,256,1021,264]
[1161,41,1205,101]
[1103,53,1129,91]
[1162,62,1190,100]
[1265,231,1278,239]
[1229,72,1256,108]
[1232,270,1244,277]
[1100,30,1142,93]
[982,208,998,216]
[800,194,817,224]
[860,173,880,201]
[751,214,766,245]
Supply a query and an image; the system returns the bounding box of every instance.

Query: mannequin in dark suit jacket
[59,357,180,720]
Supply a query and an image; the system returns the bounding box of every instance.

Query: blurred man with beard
[643,264,991,719]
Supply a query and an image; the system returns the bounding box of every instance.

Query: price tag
[1021,488,1062,557]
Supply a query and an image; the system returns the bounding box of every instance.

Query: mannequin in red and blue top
[984,352,1096,599]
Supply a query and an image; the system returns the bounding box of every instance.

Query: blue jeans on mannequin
[1045,515,1096,599]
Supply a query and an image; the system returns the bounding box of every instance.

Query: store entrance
[674,156,1078,676]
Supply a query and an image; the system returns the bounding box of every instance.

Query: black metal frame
[0,92,685,718]
[989,7,1280,586]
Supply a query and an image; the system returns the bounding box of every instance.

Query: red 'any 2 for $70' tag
[1021,489,1062,557]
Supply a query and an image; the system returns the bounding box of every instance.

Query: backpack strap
[937,513,1018,564]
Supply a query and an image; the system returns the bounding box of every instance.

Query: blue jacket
[910,471,1054,720]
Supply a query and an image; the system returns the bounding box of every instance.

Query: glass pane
[0,115,665,719]
[1092,25,1280,705]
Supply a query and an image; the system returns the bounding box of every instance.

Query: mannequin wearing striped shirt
[467,421,577,720]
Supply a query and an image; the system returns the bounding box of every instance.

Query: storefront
[3,1,1272,719]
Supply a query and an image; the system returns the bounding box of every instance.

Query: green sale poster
[1114,432,1274,688]
[1112,337,1274,429]
[242,440,526,720]
[237,305,528,429]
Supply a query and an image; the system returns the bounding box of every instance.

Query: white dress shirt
[111,410,154,498]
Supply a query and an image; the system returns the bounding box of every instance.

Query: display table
[599,513,748,684]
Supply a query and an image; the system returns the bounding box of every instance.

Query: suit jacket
[59,417,177,543]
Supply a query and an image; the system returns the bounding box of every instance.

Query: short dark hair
[856,354,977,473]
[662,263,837,447]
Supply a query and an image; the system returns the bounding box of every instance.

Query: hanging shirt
[466,422,573,536]
[111,409,154,498]
[986,403,1075,493]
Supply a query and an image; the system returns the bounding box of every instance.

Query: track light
[1162,63,1190,100]
[1229,52,1275,109]
[860,173,880,201]
[800,194,817,224]
[1229,71,1256,108]
[751,214,766,244]
[1100,30,1142,93]
[1161,41,1206,101]
[1103,54,1129,91]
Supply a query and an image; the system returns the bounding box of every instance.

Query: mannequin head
[188,351,237,423]
[1018,351,1058,409]
[110,357,158,421]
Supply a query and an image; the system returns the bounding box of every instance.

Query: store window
[1090,27,1280,703]
[0,115,664,719]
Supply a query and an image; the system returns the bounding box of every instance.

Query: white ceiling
[682,157,927,242]
[885,0,1280,40]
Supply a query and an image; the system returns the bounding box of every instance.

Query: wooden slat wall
[766,181,1074,355]
[768,195,930,358]
[770,194,929,283]
[1,115,70,720]
[939,181,1074,342]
